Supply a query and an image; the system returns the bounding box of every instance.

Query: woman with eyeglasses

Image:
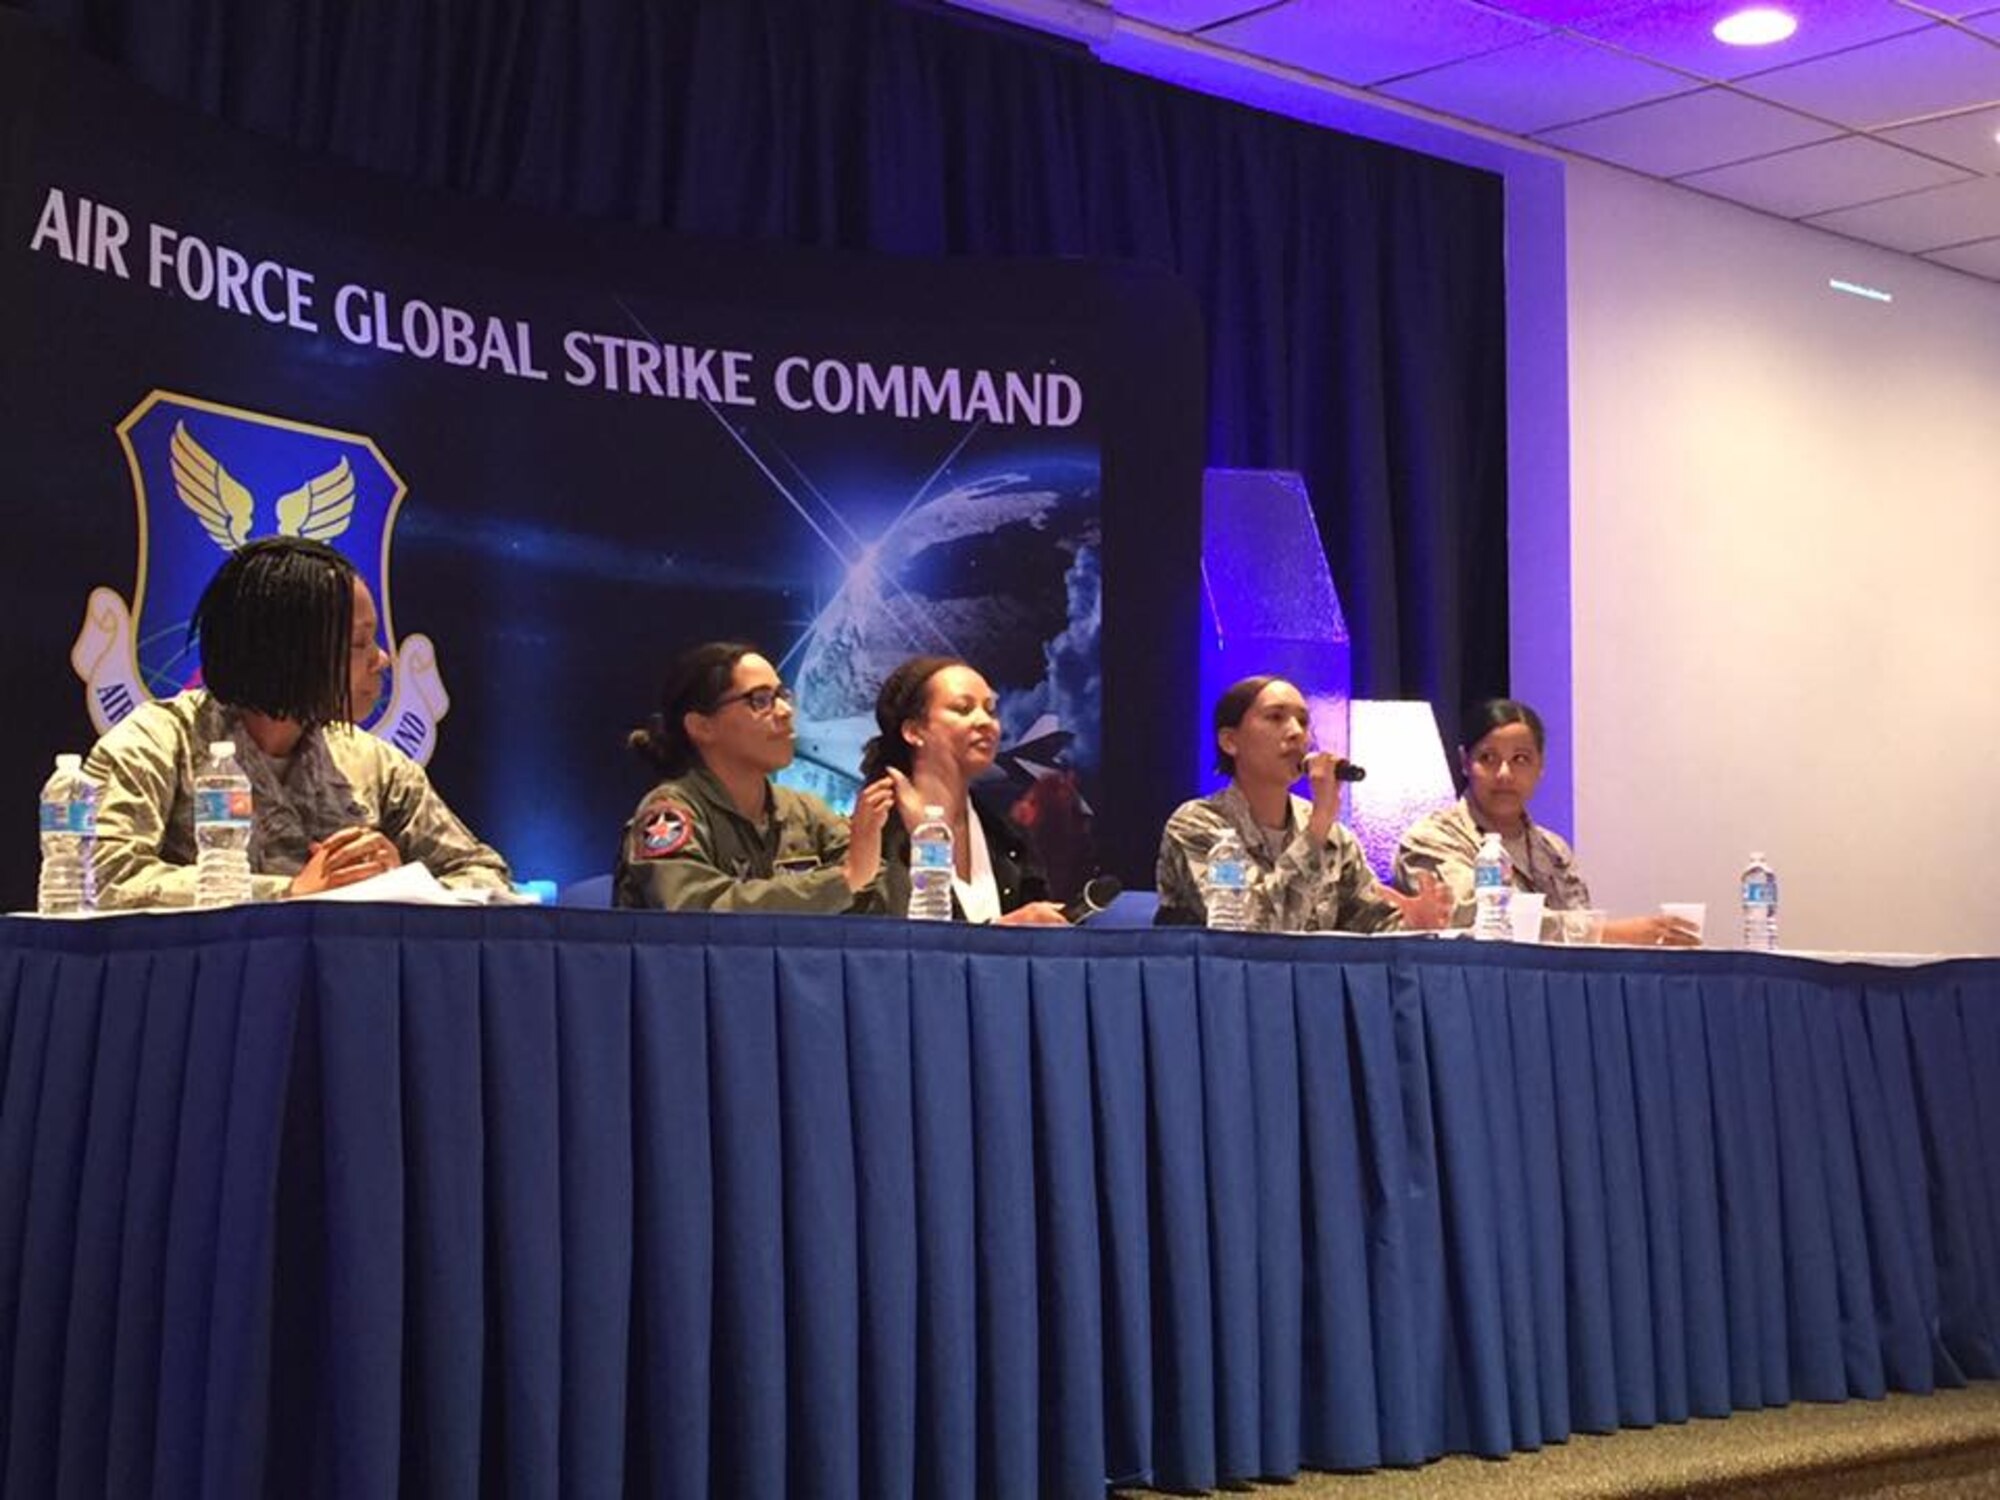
[863,655,1069,925]
[614,640,895,911]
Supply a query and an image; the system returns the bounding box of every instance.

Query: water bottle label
[1209,857,1248,892]
[196,788,253,825]
[913,839,953,872]
[1475,864,1506,891]
[1744,879,1775,905]
[40,799,95,834]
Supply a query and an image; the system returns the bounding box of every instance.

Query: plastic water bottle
[1473,831,1512,941]
[36,754,98,914]
[907,804,954,922]
[1204,828,1251,932]
[1740,852,1779,952]
[194,740,254,907]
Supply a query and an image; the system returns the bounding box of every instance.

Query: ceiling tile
[1677,133,1971,215]
[1537,86,1843,174]
[1473,0,1651,20]
[1100,0,2000,284]
[1571,0,1934,82]
[1879,101,2000,171]
[1376,32,1696,131]
[1730,24,2000,127]
[1107,0,1276,28]
[1207,0,1545,87]
[1807,173,2000,247]
[1921,237,2000,277]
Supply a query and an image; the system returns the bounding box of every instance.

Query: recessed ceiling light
[1713,7,1798,46]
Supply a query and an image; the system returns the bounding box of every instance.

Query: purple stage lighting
[1199,469,1351,791]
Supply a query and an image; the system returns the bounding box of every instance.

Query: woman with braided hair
[83,536,511,906]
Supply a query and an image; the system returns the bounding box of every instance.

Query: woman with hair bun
[614,641,893,912]
[864,655,1069,925]
[1394,698,1698,945]
[1155,675,1451,933]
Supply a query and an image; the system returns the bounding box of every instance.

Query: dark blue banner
[0,15,1204,900]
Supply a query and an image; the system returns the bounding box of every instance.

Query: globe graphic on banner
[784,459,1101,808]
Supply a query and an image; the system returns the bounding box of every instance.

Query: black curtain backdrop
[9,0,1508,739]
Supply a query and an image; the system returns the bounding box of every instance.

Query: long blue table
[2,906,1997,1498]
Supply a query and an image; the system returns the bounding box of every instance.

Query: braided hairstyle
[192,537,359,727]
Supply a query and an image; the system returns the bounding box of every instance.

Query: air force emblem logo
[69,391,452,763]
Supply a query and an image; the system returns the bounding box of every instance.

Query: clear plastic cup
[1659,902,1706,941]
[1558,908,1608,945]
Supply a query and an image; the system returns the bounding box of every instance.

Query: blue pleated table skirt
[2,906,1995,1499]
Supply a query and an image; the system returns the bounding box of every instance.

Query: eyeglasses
[712,684,795,716]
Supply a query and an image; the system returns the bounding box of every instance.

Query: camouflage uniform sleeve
[1153,803,1209,924]
[619,793,856,914]
[84,707,288,907]
[1541,828,1593,910]
[1395,812,1479,928]
[1254,823,1343,933]
[1157,798,1392,933]
[373,747,514,891]
[1327,824,1403,934]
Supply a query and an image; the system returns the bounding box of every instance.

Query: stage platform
[1121,1383,2000,1499]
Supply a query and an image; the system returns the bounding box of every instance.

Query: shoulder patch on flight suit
[637,800,697,859]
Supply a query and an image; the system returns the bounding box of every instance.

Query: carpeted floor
[1119,1384,2000,1498]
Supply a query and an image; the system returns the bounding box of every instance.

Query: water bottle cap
[1748,851,1766,862]
[209,740,236,759]
[923,804,945,820]
[54,753,81,771]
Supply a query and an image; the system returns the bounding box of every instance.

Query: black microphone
[1062,874,1124,924]
[1307,752,1368,783]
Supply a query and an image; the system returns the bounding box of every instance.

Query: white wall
[1567,162,2000,954]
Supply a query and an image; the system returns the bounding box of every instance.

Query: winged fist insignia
[170,419,355,549]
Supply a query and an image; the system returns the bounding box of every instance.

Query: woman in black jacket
[862,655,1068,925]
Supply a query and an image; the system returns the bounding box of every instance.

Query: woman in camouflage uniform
[1155,676,1449,933]
[1393,699,1698,946]
[85,537,511,906]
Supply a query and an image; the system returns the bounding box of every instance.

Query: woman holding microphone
[1156,675,1451,932]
